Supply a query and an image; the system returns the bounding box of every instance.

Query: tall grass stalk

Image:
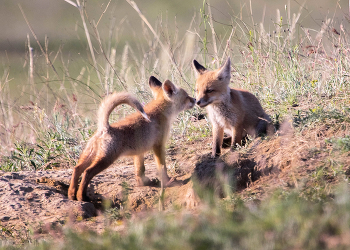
[126,0,191,88]
[74,0,102,86]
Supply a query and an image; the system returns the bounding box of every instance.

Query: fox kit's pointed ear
[149,76,163,98]
[149,76,162,89]
[217,57,231,81]
[193,60,207,77]
[162,80,178,98]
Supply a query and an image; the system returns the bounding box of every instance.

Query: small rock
[25,192,36,201]
[19,186,34,193]
[10,203,22,210]
[1,216,10,221]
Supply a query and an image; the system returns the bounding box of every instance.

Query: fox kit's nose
[196,99,201,106]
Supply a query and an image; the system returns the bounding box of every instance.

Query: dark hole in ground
[193,151,261,197]
[222,135,250,149]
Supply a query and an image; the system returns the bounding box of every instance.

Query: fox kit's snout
[193,57,274,157]
[68,76,195,202]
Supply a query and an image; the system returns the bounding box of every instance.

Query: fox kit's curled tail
[98,92,150,131]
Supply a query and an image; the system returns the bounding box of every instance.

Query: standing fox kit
[68,76,195,201]
[194,57,273,157]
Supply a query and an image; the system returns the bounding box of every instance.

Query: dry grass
[1,1,349,170]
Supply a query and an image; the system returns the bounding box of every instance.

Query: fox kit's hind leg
[76,156,115,201]
[134,154,151,186]
[68,153,93,200]
[256,115,274,136]
[266,122,275,136]
[264,114,275,136]
[232,124,243,147]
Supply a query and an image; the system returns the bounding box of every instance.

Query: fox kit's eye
[206,89,214,94]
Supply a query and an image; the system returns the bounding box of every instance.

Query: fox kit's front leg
[153,144,170,211]
[153,144,170,184]
[212,123,224,158]
[134,154,151,186]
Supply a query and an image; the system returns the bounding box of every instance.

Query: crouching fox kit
[193,57,274,157]
[68,76,195,201]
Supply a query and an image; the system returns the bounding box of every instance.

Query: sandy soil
[1,118,348,243]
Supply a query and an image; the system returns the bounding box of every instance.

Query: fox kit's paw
[68,188,76,200]
[68,194,76,200]
[76,193,91,202]
[136,176,152,186]
[229,146,236,152]
[211,153,221,159]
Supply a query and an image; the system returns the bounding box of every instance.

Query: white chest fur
[207,103,237,130]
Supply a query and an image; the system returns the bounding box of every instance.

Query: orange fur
[68,76,195,201]
[194,57,274,157]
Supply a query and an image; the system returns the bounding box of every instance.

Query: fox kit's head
[193,57,231,108]
[149,76,196,113]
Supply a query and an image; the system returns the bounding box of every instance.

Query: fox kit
[68,76,195,201]
[193,57,274,157]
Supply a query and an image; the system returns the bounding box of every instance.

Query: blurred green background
[1,0,348,93]
[1,0,347,53]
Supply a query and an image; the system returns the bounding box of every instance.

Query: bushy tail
[97,92,150,131]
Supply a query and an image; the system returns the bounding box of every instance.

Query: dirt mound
[192,120,334,199]
[0,171,95,240]
[0,151,201,241]
[3,119,342,242]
